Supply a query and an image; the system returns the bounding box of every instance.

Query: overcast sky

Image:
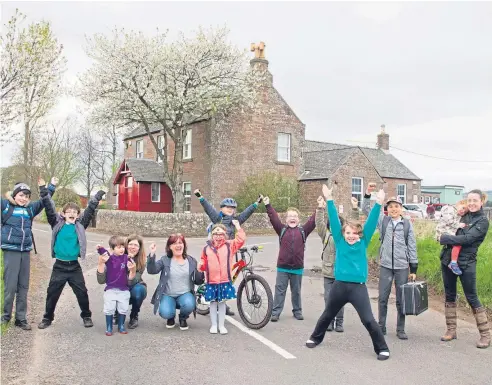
[1,1,491,191]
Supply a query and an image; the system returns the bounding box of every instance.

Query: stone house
[116,45,305,213]
[299,128,422,213]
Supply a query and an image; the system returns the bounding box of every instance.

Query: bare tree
[79,26,263,212]
[77,127,102,199]
[37,118,83,187]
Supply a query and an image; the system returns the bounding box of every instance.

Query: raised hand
[194,189,201,198]
[263,196,270,206]
[376,189,386,205]
[38,177,46,187]
[366,182,377,195]
[231,219,241,229]
[94,190,106,201]
[317,196,325,208]
[51,177,59,186]
[98,252,110,264]
[322,184,333,201]
[351,197,359,209]
[257,194,264,204]
[149,242,157,255]
[127,260,137,271]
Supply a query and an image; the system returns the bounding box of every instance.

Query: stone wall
[95,209,313,237]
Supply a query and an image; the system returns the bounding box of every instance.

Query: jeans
[441,262,481,308]
[129,283,147,317]
[310,281,389,354]
[2,251,30,322]
[272,271,303,317]
[43,260,91,321]
[324,277,344,324]
[378,266,408,332]
[158,292,195,320]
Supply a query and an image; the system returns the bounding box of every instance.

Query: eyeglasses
[212,233,226,237]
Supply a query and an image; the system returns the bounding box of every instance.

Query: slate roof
[123,117,210,140]
[302,140,421,181]
[124,158,166,183]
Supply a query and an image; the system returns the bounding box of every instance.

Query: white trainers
[209,325,218,334]
[219,327,228,335]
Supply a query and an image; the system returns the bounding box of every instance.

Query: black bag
[401,281,428,316]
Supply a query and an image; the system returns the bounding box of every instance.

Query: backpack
[279,226,306,250]
[206,212,237,240]
[202,242,232,282]
[380,216,410,246]
[1,202,38,254]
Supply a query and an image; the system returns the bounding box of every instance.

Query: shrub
[53,188,81,208]
[234,172,299,213]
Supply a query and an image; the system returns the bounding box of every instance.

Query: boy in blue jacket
[1,178,57,330]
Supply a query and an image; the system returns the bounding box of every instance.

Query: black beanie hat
[12,182,31,198]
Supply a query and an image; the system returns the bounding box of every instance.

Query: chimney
[250,41,272,84]
[377,124,389,151]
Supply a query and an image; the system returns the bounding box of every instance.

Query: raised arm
[79,190,105,229]
[407,223,418,274]
[146,243,165,274]
[315,204,328,241]
[264,196,283,235]
[362,183,383,229]
[440,216,489,247]
[195,189,221,223]
[362,189,385,241]
[302,211,316,237]
[237,201,259,224]
[228,223,246,255]
[349,197,361,221]
[39,182,60,229]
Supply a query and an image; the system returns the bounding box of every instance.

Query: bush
[367,222,492,312]
[53,188,81,208]
[235,172,299,213]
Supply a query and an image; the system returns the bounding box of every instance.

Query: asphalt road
[1,223,491,385]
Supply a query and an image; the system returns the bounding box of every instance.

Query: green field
[367,221,492,312]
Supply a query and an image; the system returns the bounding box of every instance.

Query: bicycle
[195,245,273,329]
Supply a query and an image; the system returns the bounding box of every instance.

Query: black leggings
[441,262,482,308]
[310,281,389,354]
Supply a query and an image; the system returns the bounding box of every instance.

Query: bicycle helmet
[220,198,237,208]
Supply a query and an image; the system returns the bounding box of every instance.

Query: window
[351,177,363,208]
[420,196,424,203]
[183,129,192,160]
[277,133,291,162]
[125,176,133,188]
[136,140,143,159]
[157,135,165,162]
[424,196,430,204]
[151,183,160,202]
[397,184,406,204]
[183,182,191,212]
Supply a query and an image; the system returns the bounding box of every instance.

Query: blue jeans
[158,292,195,320]
[129,284,147,317]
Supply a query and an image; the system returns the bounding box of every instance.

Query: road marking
[225,316,296,360]
[33,228,50,233]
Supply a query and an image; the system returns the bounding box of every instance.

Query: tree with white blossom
[78,26,264,212]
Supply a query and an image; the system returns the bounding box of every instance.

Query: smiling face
[112,244,126,256]
[456,203,468,217]
[211,226,227,248]
[170,238,184,256]
[221,206,235,216]
[286,210,300,228]
[387,202,403,219]
[467,192,483,213]
[343,224,362,245]
[61,203,81,224]
[127,238,141,257]
[14,191,30,207]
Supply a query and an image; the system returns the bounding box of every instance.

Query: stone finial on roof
[380,124,386,133]
[251,42,266,59]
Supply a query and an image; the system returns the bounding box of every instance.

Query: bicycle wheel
[196,293,210,316]
[237,274,273,329]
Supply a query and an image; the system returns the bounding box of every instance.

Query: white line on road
[225,316,296,360]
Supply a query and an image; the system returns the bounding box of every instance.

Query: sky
[1,1,491,192]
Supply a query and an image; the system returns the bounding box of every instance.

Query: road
[1,222,491,385]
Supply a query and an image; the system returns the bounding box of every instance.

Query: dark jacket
[147,254,205,315]
[42,189,100,259]
[266,204,316,270]
[1,183,56,252]
[440,208,489,268]
[199,197,258,240]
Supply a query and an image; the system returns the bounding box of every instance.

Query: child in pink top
[198,220,246,335]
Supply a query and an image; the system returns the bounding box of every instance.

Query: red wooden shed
[113,158,173,213]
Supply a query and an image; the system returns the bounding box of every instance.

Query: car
[403,203,428,219]
[383,205,419,221]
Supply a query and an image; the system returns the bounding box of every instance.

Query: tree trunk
[173,185,185,214]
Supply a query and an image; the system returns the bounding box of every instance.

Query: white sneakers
[209,325,228,335]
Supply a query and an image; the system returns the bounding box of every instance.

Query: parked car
[403,203,428,219]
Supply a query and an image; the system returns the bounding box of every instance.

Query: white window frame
[157,135,165,163]
[125,176,133,188]
[136,140,143,159]
[182,182,192,213]
[277,133,291,163]
[351,177,363,208]
[151,182,160,202]
[397,184,407,204]
[425,196,431,204]
[183,130,192,160]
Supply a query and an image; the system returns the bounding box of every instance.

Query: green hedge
[367,226,492,311]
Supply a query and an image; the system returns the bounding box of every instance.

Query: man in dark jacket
[264,196,316,322]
